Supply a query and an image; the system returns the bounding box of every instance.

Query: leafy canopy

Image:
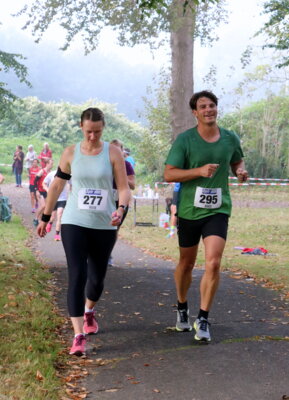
[18,0,221,53]
[0,49,31,118]
[257,0,289,68]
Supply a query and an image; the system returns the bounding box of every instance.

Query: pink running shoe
[83,312,99,335]
[54,234,61,241]
[69,334,86,356]
[46,222,52,233]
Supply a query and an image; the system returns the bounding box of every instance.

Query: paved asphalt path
[2,184,289,400]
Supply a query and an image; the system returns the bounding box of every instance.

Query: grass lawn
[0,215,65,399]
[120,187,289,298]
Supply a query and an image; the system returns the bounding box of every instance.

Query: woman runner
[37,108,130,356]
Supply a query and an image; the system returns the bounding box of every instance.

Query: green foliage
[0,136,64,168]
[0,96,145,176]
[0,215,64,399]
[138,69,172,182]
[136,0,219,17]
[219,95,289,178]
[257,0,289,68]
[18,0,224,52]
[0,50,31,118]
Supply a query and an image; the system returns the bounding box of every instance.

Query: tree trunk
[170,0,196,140]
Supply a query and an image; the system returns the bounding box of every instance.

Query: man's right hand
[199,164,219,178]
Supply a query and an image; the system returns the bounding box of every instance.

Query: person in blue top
[124,148,136,169]
[37,108,131,356]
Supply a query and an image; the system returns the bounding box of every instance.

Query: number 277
[83,195,103,205]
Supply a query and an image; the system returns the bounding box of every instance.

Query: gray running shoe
[194,317,211,342]
[176,308,192,332]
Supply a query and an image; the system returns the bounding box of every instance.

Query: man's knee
[177,257,195,273]
[205,258,221,274]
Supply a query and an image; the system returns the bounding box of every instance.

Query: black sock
[178,301,188,310]
[56,230,60,235]
[198,309,209,320]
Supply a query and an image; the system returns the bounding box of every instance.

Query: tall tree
[18,0,226,138]
[257,0,289,68]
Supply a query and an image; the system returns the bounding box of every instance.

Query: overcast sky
[1,0,269,118]
[2,0,266,66]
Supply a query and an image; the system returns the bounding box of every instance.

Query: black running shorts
[53,200,67,211]
[178,213,229,248]
[172,191,179,206]
[29,184,36,193]
[39,190,47,199]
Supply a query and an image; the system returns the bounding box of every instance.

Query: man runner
[164,90,248,342]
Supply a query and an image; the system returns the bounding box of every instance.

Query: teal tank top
[61,141,116,230]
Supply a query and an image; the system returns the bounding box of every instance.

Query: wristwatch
[118,205,127,211]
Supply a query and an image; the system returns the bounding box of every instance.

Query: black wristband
[41,213,51,222]
[118,205,127,211]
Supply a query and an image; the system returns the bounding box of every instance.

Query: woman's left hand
[111,210,124,226]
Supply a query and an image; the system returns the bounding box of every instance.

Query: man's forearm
[164,166,202,183]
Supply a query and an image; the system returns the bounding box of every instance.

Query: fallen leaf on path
[153,388,161,393]
[229,275,243,280]
[165,326,176,331]
[36,370,44,381]
[66,382,77,388]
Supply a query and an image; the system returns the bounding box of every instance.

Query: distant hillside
[0,26,158,122]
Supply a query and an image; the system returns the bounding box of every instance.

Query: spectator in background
[25,144,38,172]
[124,148,136,169]
[38,142,52,168]
[12,145,25,188]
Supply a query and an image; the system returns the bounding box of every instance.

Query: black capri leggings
[61,224,117,317]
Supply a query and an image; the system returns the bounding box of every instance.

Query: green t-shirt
[165,127,244,220]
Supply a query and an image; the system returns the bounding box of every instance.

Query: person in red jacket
[38,142,52,168]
